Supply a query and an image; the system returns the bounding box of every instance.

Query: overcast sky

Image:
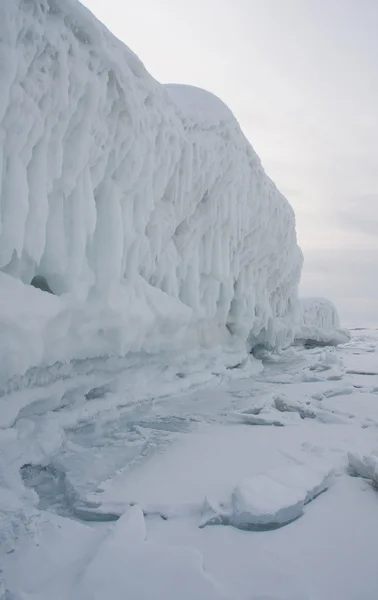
[83,0,378,327]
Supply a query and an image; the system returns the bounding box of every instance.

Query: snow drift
[296,298,350,346]
[0,0,303,380]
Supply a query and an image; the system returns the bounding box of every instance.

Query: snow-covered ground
[1,330,378,599]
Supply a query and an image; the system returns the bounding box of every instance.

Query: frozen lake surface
[1,330,378,599]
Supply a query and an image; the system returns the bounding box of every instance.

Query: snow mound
[201,464,334,530]
[296,298,350,346]
[0,0,302,380]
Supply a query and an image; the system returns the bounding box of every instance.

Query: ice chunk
[78,507,225,600]
[93,504,146,547]
[274,394,317,419]
[236,407,302,426]
[109,504,147,545]
[268,464,334,503]
[231,475,306,529]
[199,496,229,528]
[230,464,334,530]
[348,452,378,487]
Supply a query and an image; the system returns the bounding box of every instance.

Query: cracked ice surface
[1,331,378,599]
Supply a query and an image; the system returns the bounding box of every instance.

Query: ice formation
[198,464,334,530]
[296,297,350,346]
[230,464,334,529]
[0,0,305,380]
[348,451,378,487]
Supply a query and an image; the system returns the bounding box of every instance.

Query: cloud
[329,195,378,239]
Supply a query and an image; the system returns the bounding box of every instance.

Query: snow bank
[0,0,302,380]
[296,298,350,346]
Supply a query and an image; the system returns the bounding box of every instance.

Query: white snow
[2,505,225,600]
[296,297,350,346]
[342,350,378,375]
[77,504,224,600]
[0,0,304,382]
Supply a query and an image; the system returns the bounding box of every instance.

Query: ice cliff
[0,0,304,380]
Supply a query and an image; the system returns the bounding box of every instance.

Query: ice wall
[0,0,303,379]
